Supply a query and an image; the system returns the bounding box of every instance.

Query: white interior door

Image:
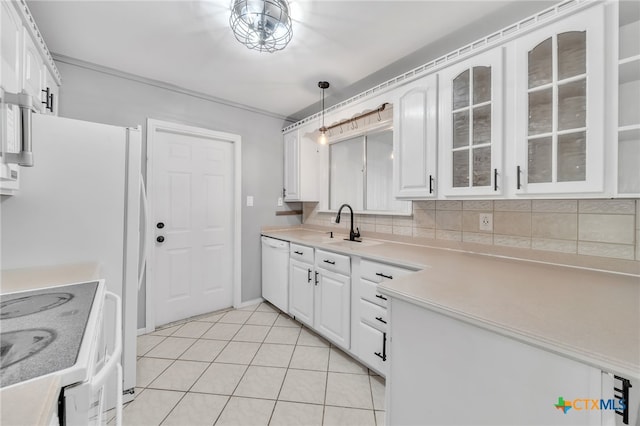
[148,120,236,326]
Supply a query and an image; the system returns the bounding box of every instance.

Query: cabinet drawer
[360,299,387,332]
[358,321,387,375]
[290,243,314,263]
[315,249,350,275]
[360,278,388,308]
[360,259,414,283]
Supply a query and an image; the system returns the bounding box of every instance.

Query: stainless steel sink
[325,239,383,249]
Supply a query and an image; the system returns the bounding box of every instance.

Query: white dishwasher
[261,236,290,312]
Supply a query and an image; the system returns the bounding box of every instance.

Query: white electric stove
[0,280,122,426]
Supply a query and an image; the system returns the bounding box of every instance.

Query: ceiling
[27,1,556,121]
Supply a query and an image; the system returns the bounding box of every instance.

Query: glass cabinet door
[516,4,604,194]
[440,47,503,196]
[527,31,587,184]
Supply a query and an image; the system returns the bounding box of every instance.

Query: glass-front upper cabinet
[439,47,504,197]
[515,4,604,195]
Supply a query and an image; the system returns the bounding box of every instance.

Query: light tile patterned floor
[122,302,385,426]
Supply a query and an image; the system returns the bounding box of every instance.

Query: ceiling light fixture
[318,81,330,145]
[229,0,293,53]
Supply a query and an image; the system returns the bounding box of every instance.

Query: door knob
[157,222,165,229]
[156,236,165,243]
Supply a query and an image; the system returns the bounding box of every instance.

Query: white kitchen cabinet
[1,1,22,94]
[283,129,319,202]
[388,297,606,426]
[289,243,315,327]
[393,74,438,199]
[357,320,386,374]
[314,249,350,349]
[0,0,61,195]
[514,4,605,196]
[353,258,415,376]
[439,46,504,197]
[22,28,44,106]
[617,0,640,197]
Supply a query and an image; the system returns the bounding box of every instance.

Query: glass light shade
[230,0,293,53]
[319,131,328,145]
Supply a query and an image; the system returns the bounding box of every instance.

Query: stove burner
[0,293,74,319]
[0,329,56,369]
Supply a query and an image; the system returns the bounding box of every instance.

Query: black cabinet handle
[429,174,434,194]
[375,294,388,301]
[517,165,522,190]
[375,316,387,324]
[323,259,335,265]
[156,236,165,243]
[375,272,393,280]
[294,251,303,255]
[157,222,165,229]
[41,88,54,112]
[283,187,287,198]
[493,168,498,191]
[374,332,387,362]
[314,271,319,286]
[307,269,312,283]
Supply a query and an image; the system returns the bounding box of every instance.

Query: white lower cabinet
[357,314,387,374]
[388,298,610,426]
[289,257,314,327]
[314,267,350,349]
[288,246,351,350]
[314,249,351,350]
[353,258,415,376]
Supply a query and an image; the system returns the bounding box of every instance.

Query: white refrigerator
[0,113,145,405]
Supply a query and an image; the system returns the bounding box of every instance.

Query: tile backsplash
[302,199,640,261]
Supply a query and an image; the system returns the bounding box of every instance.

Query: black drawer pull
[307,269,312,283]
[375,316,387,324]
[493,168,498,191]
[314,271,319,286]
[517,165,522,190]
[374,332,387,362]
[375,272,393,280]
[375,294,388,301]
[429,174,434,194]
[323,259,336,265]
[294,251,303,255]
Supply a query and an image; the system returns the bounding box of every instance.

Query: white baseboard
[137,326,154,336]
[236,297,265,309]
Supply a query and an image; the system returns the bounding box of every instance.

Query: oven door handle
[91,291,123,425]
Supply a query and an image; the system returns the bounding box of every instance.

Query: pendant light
[318,81,329,145]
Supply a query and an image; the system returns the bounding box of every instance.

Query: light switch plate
[246,196,254,207]
[479,213,493,232]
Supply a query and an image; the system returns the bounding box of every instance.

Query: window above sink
[325,120,411,216]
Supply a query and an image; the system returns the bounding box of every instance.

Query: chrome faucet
[335,204,361,242]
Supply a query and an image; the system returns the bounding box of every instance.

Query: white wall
[52,59,301,327]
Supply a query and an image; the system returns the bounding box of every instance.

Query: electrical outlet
[277,197,283,207]
[246,196,254,207]
[479,213,493,232]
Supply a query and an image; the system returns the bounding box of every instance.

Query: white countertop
[262,227,640,380]
[1,262,101,294]
[0,375,60,426]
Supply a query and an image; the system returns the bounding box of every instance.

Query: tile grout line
[212,303,261,425]
[135,302,383,425]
